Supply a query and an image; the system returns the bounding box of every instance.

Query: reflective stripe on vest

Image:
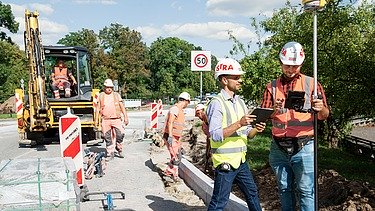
[99,92,122,118]
[269,74,314,137]
[54,67,69,80]
[210,93,247,169]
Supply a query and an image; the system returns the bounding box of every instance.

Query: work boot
[65,88,71,98]
[116,151,124,158]
[105,152,114,162]
[53,90,60,99]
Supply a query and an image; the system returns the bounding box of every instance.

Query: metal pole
[200,71,203,100]
[313,10,319,211]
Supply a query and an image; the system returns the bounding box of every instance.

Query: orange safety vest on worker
[99,92,122,119]
[163,105,185,140]
[267,74,314,137]
[53,67,69,81]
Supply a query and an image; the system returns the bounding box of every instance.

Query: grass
[246,128,375,186]
[0,113,16,119]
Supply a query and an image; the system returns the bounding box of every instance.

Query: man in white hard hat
[206,58,266,211]
[162,91,190,181]
[261,41,329,211]
[94,79,129,160]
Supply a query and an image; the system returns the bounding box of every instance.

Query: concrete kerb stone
[179,157,248,211]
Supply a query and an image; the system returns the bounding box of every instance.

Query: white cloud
[162,22,256,41]
[206,0,301,17]
[7,3,69,49]
[29,3,54,15]
[136,26,163,40]
[73,0,117,5]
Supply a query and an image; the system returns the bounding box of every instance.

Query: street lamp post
[302,1,327,210]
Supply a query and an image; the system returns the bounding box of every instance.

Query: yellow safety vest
[209,93,248,169]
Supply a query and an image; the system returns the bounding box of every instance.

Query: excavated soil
[183,119,375,211]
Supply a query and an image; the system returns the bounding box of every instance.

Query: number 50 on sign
[191,51,211,71]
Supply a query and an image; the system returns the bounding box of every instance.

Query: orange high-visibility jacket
[164,105,185,139]
[99,92,122,118]
[267,74,314,138]
[53,67,69,81]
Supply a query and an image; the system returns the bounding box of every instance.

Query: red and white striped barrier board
[151,102,158,129]
[157,99,163,115]
[59,108,84,186]
[15,92,23,116]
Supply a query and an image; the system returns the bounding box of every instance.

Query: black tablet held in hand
[249,108,274,123]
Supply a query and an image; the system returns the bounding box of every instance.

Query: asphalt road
[0,111,190,211]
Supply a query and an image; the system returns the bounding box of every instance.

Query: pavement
[81,138,205,211]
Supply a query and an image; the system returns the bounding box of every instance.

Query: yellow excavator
[15,10,101,146]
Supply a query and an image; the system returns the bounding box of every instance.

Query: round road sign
[191,51,211,71]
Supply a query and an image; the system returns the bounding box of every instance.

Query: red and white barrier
[157,99,163,115]
[15,92,23,116]
[59,108,84,186]
[150,102,158,129]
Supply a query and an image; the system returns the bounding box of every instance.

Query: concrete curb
[179,157,248,211]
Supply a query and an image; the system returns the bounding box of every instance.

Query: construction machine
[15,10,101,146]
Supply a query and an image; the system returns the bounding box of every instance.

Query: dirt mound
[0,96,16,114]
[185,119,375,210]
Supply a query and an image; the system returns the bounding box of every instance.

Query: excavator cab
[44,46,93,101]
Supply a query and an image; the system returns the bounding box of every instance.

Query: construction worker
[206,58,266,211]
[50,59,77,99]
[94,79,129,160]
[195,104,211,173]
[261,41,329,211]
[162,92,190,181]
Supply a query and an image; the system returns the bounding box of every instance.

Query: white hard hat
[214,58,244,79]
[195,103,205,111]
[178,92,191,101]
[103,79,114,87]
[279,41,305,65]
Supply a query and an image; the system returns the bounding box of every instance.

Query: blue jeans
[269,139,315,211]
[207,162,262,211]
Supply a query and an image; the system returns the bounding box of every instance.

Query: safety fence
[342,135,375,160]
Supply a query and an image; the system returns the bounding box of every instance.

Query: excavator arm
[24,10,49,131]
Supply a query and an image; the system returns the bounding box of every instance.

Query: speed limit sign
[191,51,211,71]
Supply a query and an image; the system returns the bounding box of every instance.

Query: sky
[2,0,366,59]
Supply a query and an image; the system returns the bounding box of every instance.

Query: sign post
[191,51,211,100]
[59,107,84,186]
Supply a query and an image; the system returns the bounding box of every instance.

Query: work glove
[167,136,173,146]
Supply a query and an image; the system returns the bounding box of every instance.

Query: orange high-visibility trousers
[101,118,125,156]
[163,134,181,179]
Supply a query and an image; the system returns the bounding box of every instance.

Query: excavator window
[45,57,78,99]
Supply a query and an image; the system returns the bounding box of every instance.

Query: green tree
[232,1,375,147]
[148,37,216,99]
[0,40,27,102]
[0,1,19,43]
[99,23,150,99]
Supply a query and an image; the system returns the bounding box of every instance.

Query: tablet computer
[249,108,274,123]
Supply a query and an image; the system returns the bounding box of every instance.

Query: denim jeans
[269,139,315,211]
[207,162,262,211]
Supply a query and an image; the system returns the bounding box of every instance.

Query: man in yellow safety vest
[206,58,266,211]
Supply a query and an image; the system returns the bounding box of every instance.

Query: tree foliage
[148,37,216,100]
[234,0,375,146]
[0,40,27,102]
[0,1,19,43]
[99,23,150,99]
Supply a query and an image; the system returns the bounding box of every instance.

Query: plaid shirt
[261,74,328,108]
